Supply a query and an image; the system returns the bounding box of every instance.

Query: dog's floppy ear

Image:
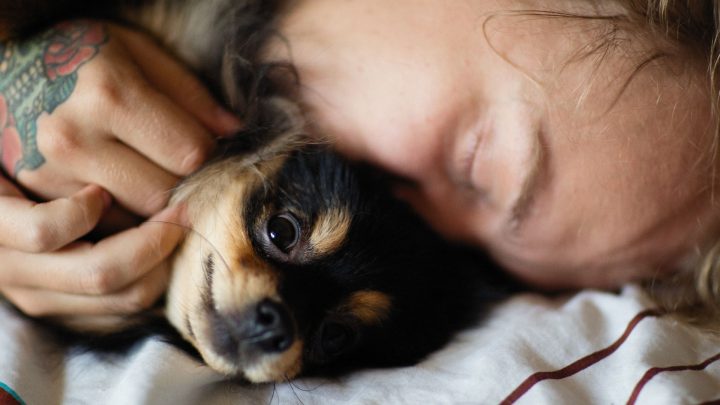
[215,96,309,158]
[259,97,306,135]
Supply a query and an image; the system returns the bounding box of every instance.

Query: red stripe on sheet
[0,390,20,405]
[500,309,662,405]
[626,351,720,405]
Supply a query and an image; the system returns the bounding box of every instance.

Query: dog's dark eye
[320,321,354,356]
[267,214,300,253]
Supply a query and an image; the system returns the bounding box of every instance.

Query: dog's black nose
[250,299,295,353]
[210,299,296,360]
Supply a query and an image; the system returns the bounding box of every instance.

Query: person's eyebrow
[508,130,544,231]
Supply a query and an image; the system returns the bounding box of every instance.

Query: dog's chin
[190,318,304,383]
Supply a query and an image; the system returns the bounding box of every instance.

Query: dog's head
[167,99,500,382]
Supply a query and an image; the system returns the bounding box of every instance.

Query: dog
[1,0,510,383]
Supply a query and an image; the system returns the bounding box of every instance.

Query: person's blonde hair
[497,1,720,321]
[619,0,720,323]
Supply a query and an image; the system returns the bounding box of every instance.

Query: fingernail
[216,107,243,136]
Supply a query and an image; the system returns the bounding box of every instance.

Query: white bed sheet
[1,285,718,404]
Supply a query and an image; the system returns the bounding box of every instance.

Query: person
[1,0,718,317]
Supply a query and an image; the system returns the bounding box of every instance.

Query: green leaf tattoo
[0,21,108,176]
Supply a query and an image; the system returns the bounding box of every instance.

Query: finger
[0,205,185,294]
[1,261,170,317]
[0,184,110,252]
[61,43,215,178]
[116,25,242,136]
[77,140,179,216]
[15,168,88,202]
[17,110,97,199]
[96,26,231,177]
[105,74,217,177]
[31,107,178,215]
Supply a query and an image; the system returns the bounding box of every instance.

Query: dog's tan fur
[342,291,392,326]
[310,208,352,256]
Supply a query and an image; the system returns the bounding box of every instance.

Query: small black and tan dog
[1,0,509,383]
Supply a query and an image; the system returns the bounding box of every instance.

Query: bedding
[1,285,718,404]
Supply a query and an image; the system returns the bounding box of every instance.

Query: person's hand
[1,20,240,213]
[0,176,187,316]
[0,20,240,317]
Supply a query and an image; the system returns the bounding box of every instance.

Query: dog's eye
[320,321,355,356]
[267,214,301,253]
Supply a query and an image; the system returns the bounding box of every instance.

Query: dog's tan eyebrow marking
[310,207,352,255]
[343,290,392,325]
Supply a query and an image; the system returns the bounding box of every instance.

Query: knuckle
[145,190,171,214]
[81,262,120,295]
[86,71,127,110]
[121,285,157,313]
[39,119,83,159]
[23,221,58,253]
[95,81,125,110]
[179,144,211,174]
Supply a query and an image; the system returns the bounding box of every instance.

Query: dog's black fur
[0,0,517,381]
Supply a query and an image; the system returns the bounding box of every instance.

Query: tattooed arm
[0,21,240,317]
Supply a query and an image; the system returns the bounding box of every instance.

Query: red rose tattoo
[44,22,106,81]
[0,21,108,176]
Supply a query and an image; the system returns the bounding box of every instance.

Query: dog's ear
[260,97,306,135]
[215,96,309,157]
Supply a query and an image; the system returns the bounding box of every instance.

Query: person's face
[268,0,718,288]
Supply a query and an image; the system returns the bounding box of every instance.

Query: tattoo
[0,21,108,177]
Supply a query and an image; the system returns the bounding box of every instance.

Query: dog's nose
[210,299,296,360]
[250,299,295,353]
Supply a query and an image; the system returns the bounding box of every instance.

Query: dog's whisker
[286,379,322,393]
[284,374,305,405]
[147,220,235,339]
[267,382,277,405]
[145,220,233,277]
[287,378,307,396]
